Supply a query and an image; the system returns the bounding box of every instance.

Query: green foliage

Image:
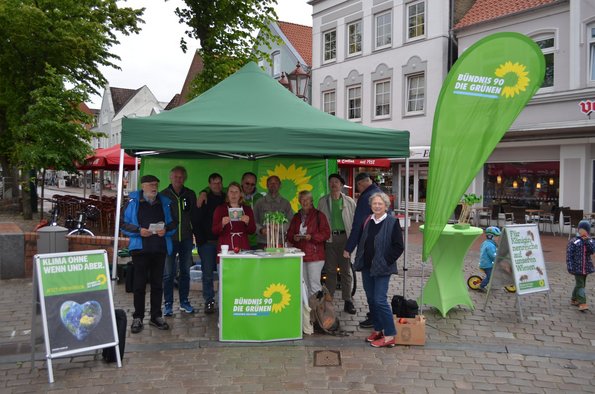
[13,66,98,172]
[264,211,289,225]
[174,0,281,97]
[461,193,482,206]
[0,0,143,173]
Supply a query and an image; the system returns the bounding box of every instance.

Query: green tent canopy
[121,62,409,158]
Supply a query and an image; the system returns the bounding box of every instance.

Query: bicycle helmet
[485,226,501,237]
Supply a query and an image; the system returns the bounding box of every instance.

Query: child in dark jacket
[566,220,594,311]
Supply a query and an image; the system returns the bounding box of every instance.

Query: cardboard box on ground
[393,315,426,346]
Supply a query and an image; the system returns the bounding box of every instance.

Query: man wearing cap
[121,175,177,333]
[160,166,197,316]
[318,173,357,314]
[343,172,381,327]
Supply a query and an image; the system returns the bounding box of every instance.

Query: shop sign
[337,158,391,168]
[578,99,595,117]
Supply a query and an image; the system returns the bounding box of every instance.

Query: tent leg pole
[111,149,125,285]
[403,157,410,297]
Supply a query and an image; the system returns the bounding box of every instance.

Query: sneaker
[180,301,195,314]
[359,317,373,328]
[578,304,589,311]
[163,303,173,317]
[370,337,396,348]
[366,331,384,343]
[131,318,143,334]
[149,317,170,330]
[571,299,580,306]
[344,301,356,315]
[205,301,216,314]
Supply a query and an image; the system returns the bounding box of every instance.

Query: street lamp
[278,72,290,90]
[287,62,310,100]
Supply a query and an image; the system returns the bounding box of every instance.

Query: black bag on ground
[125,261,134,293]
[102,309,127,363]
[391,295,419,318]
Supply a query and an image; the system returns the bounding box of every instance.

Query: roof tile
[277,21,312,66]
[455,0,559,30]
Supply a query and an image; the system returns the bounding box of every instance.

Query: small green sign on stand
[33,250,121,383]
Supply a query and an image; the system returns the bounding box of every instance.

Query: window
[535,36,554,88]
[347,21,362,56]
[374,80,391,118]
[322,91,336,115]
[323,30,336,62]
[407,1,425,40]
[347,86,362,120]
[375,11,392,49]
[272,51,280,77]
[589,26,595,81]
[406,73,425,113]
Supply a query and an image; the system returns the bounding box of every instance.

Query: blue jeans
[163,238,194,305]
[361,268,396,336]
[198,242,217,303]
[480,267,493,289]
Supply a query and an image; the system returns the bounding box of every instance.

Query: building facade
[456,0,595,212]
[309,0,473,203]
[93,85,164,149]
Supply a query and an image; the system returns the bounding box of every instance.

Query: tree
[0,0,143,219]
[174,0,280,98]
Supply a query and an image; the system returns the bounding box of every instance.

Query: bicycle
[33,202,60,230]
[467,270,516,293]
[66,205,97,236]
[321,262,357,297]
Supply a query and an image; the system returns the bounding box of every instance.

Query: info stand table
[419,224,483,317]
[218,251,304,342]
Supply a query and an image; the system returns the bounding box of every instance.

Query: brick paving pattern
[0,194,594,392]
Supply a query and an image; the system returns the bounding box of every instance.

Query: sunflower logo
[96,274,107,285]
[263,283,291,313]
[259,163,313,211]
[494,61,530,99]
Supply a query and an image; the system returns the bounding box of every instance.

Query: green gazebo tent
[111,62,410,279]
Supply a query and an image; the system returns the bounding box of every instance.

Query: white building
[457,0,595,217]
[93,85,165,149]
[309,0,474,202]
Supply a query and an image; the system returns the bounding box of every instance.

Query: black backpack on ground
[102,309,127,363]
[391,295,419,318]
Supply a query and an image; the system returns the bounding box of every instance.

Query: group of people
[121,167,405,348]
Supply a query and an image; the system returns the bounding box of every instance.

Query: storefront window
[484,162,559,208]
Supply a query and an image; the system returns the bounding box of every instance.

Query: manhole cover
[313,350,341,367]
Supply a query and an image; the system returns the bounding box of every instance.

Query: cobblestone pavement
[0,199,594,392]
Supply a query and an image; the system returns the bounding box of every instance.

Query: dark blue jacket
[121,190,177,255]
[566,235,595,275]
[353,214,404,276]
[345,183,381,253]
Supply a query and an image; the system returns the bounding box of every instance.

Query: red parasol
[76,144,138,171]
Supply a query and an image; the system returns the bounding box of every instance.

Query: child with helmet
[478,226,502,292]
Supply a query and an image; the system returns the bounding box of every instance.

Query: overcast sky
[89,0,312,108]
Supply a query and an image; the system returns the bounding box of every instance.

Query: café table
[525,209,543,224]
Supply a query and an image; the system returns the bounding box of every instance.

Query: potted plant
[455,193,482,229]
[264,211,288,253]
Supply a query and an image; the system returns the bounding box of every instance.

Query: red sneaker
[370,337,396,348]
[366,331,383,343]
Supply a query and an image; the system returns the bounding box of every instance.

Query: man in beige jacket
[318,173,357,314]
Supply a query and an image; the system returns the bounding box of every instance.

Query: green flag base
[420,224,483,317]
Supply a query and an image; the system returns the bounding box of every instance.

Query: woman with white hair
[354,192,404,348]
